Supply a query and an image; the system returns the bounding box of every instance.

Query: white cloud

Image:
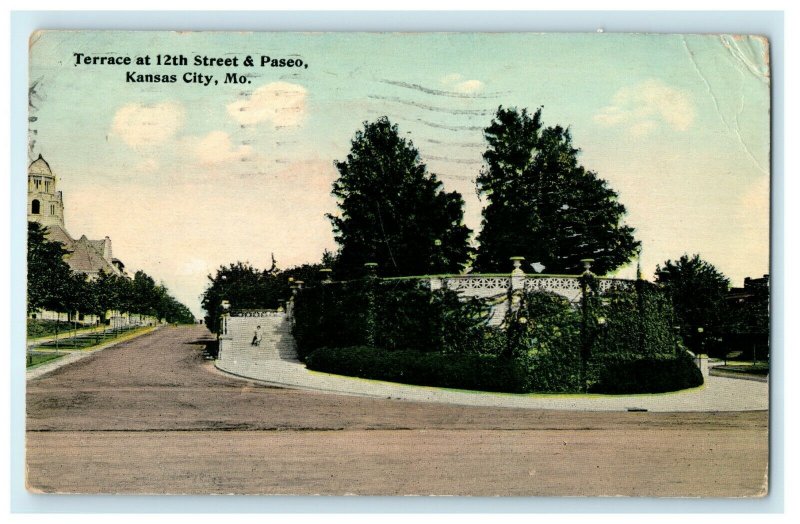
[594,79,695,135]
[226,81,307,127]
[110,102,185,148]
[440,73,484,94]
[629,120,659,137]
[453,79,484,94]
[184,131,253,166]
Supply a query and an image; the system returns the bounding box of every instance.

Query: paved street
[26,325,769,496]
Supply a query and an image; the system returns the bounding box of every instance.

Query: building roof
[44,224,75,250]
[28,154,53,177]
[66,235,120,275]
[44,226,120,276]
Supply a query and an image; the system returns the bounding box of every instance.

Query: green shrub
[504,292,583,391]
[588,352,704,394]
[305,346,527,393]
[589,282,680,359]
[27,318,75,339]
[296,278,699,394]
[292,278,496,359]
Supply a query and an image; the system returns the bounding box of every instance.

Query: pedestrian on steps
[251,325,263,347]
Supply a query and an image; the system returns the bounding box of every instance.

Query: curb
[213,360,384,399]
[26,326,160,380]
[212,358,768,412]
[708,368,769,383]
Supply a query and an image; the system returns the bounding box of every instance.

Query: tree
[27,221,73,315]
[474,107,640,275]
[655,254,730,354]
[201,257,331,333]
[328,117,473,278]
[88,270,120,322]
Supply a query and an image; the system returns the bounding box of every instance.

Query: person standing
[251,325,263,347]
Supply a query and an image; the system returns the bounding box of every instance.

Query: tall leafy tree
[88,270,121,321]
[27,221,73,315]
[474,107,640,275]
[655,254,730,354]
[328,117,472,278]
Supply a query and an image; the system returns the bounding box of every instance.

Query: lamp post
[696,326,704,366]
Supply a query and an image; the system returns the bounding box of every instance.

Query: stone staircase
[218,313,298,364]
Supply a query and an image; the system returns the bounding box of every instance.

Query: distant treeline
[28,221,195,324]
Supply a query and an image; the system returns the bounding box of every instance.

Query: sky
[28,31,771,317]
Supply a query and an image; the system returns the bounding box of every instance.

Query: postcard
[25,30,770,496]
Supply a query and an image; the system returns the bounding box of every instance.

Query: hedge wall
[305,346,527,393]
[305,345,702,394]
[293,277,703,394]
[292,278,495,360]
[588,352,704,394]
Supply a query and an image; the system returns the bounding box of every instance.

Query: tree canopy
[328,117,473,278]
[27,221,75,314]
[27,221,194,324]
[474,107,640,275]
[655,254,730,354]
[201,259,327,333]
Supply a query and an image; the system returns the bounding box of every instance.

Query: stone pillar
[579,259,595,393]
[218,300,232,362]
[696,355,709,377]
[286,279,298,316]
[509,256,526,313]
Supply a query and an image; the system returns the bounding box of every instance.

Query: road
[26,325,769,496]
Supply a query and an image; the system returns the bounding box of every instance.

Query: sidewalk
[26,326,159,380]
[215,343,770,413]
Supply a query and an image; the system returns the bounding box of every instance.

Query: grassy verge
[713,364,769,376]
[26,353,65,368]
[29,325,156,352]
[27,319,102,339]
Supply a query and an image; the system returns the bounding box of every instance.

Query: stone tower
[27,154,65,228]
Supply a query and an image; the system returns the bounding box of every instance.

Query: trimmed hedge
[305,345,703,394]
[305,346,527,393]
[295,277,703,394]
[588,352,703,394]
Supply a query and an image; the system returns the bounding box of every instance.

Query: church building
[28,154,125,279]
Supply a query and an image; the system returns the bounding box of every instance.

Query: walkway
[216,334,770,413]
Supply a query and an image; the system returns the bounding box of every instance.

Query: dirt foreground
[26,325,769,496]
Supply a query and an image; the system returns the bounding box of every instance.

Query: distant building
[28,155,124,279]
[727,274,769,304]
[719,274,769,361]
[27,155,151,327]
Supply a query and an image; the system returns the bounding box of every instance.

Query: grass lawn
[714,363,769,376]
[26,353,65,368]
[27,319,98,340]
[29,325,153,352]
